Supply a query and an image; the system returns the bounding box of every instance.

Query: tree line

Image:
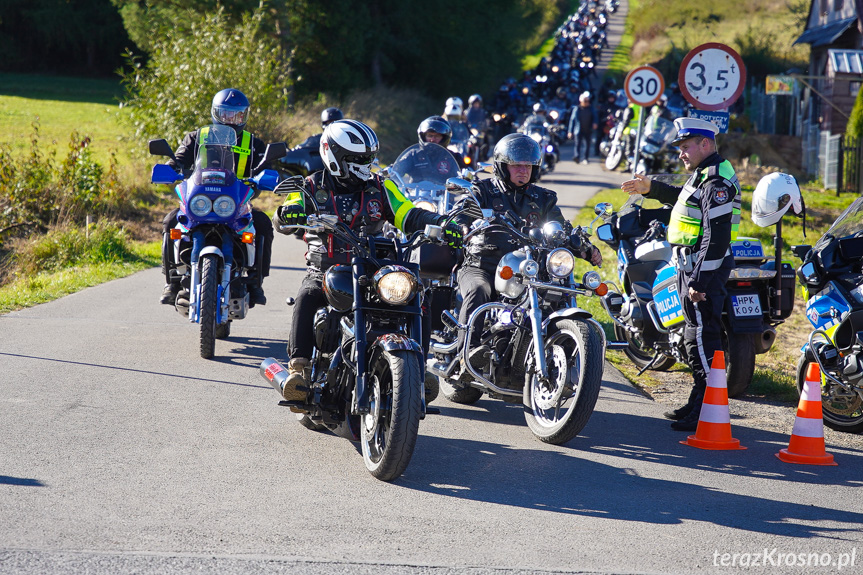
[1,0,571,100]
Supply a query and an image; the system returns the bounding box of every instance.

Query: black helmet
[493,133,542,186]
[417,115,452,147]
[211,88,249,129]
[320,107,344,128]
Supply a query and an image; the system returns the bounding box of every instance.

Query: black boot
[670,397,702,431]
[248,284,267,306]
[663,387,701,420]
[160,283,180,305]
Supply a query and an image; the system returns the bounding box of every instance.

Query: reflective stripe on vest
[233,130,252,177]
[383,178,416,231]
[667,159,741,246]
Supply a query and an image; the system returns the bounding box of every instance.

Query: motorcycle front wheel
[361,350,422,481]
[605,144,624,171]
[797,355,863,433]
[199,254,220,359]
[524,318,603,444]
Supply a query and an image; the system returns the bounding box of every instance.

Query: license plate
[732,294,762,317]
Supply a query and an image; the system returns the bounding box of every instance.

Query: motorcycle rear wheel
[524,318,603,444]
[361,350,422,481]
[797,355,863,433]
[199,254,219,359]
[723,331,755,398]
[613,323,676,371]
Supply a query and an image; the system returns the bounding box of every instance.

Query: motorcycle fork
[527,286,549,381]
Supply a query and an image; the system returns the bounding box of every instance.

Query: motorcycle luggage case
[411,244,458,279]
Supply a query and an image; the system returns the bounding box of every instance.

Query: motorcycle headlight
[546,144,554,153]
[549,110,559,120]
[415,200,437,212]
[212,195,236,217]
[189,195,213,217]
[374,266,419,305]
[547,248,575,278]
[530,133,543,143]
[582,270,603,290]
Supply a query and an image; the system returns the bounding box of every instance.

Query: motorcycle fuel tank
[323,265,354,313]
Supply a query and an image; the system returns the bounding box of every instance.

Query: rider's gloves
[277,204,307,226]
[443,222,464,248]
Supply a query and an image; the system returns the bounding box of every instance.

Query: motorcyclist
[451,133,602,370]
[159,88,274,307]
[273,119,463,402]
[444,96,464,124]
[407,115,463,176]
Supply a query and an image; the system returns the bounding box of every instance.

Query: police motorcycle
[632,116,680,175]
[795,191,863,433]
[260,186,457,480]
[594,188,796,397]
[427,179,606,444]
[149,125,286,359]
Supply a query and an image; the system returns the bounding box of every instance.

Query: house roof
[829,49,863,74]
[794,16,858,46]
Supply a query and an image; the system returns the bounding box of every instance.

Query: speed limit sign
[678,43,746,111]
[624,66,665,107]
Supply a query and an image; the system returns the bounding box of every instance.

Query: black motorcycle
[260,197,455,480]
[278,136,324,178]
[428,182,606,444]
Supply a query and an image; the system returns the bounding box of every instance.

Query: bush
[13,221,134,277]
[0,123,125,243]
[120,5,290,146]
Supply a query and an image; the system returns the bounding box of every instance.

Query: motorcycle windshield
[451,122,470,144]
[194,124,238,174]
[390,143,460,187]
[814,196,863,250]
[644,116,675,144]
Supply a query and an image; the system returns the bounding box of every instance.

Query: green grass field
[0,72,132,165]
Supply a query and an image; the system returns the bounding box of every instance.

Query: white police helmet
[751,172,803,227]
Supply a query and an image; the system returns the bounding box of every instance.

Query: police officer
[159,88,274,307]
[621,117,741,431]
[273,119,462,402]
[452,133,602,370]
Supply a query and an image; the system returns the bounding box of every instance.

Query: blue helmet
[211,89,250,129]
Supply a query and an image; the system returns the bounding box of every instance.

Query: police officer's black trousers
[679,271,728,401]
[457,265,496,351]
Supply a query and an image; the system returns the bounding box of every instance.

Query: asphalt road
[2,155,862,575]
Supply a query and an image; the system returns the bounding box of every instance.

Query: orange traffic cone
[776,363,837,465]
[681,351,746,450]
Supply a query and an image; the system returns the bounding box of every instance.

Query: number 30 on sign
[624,65,665,107]
[679,42,746,111]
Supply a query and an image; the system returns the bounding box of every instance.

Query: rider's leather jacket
[454,177,573,271]
[278,170,442,271]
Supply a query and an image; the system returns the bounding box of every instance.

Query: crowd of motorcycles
[147,0,863,482]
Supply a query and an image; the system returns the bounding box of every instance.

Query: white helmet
[446,96,463,109]
[751,172,803,227]
[445,96,463,119]
[319,119,379,184]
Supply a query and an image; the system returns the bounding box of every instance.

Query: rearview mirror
[148,139,176,162]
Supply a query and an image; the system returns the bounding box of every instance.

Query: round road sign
[624,66,665,107]
[678,42,746,111]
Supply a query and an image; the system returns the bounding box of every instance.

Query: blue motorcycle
[796,195,863,433]
[149,124,286,358]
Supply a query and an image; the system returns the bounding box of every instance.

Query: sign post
[624,65,665,174]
